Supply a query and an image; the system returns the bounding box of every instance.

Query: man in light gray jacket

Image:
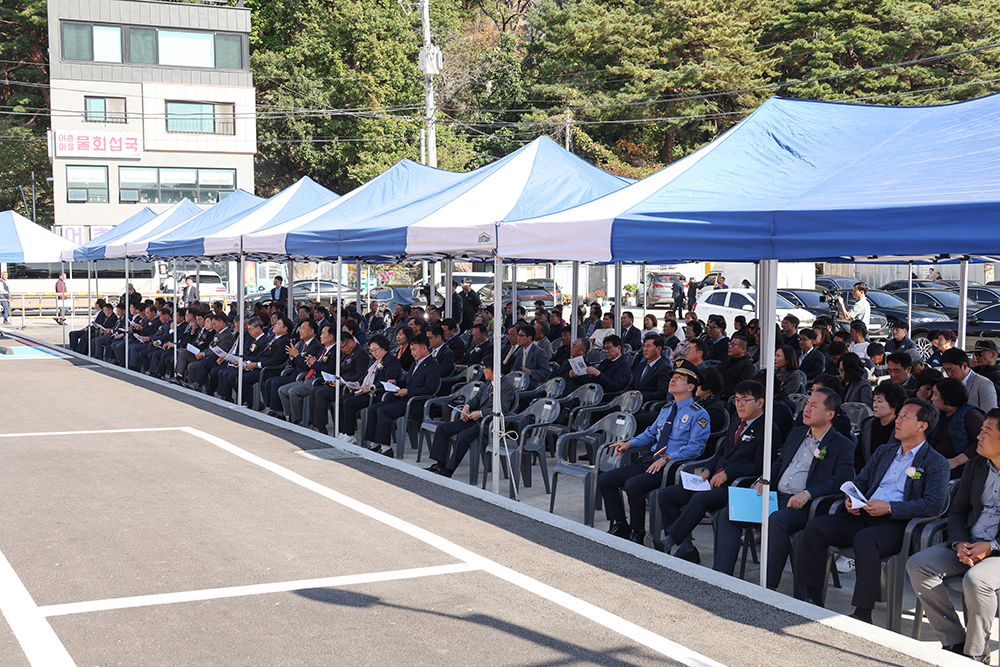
[943,348,998,412]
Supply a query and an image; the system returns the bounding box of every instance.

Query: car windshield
[747,292,796,309]
[922,290,980,308]
[786,290,824,308]
[865,291,909,308]
[974,304,1000,322]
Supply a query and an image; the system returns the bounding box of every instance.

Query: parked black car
[879,279,941,291]
[839,289,952,358]
[906,288,982,319]
[779,287,891,339]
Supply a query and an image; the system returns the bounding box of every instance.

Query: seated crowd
[71,279,1000,658]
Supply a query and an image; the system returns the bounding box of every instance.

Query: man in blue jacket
[598,360,710,543]
[800,397,950,623]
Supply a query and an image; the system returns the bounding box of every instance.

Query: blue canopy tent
[232,137,632,262]
[0,211,78,262]
[145,177,337,260]
[63,206,159,262]
[498,94,1000,263]
[498,93,1000,591]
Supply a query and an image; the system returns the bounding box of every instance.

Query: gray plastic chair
[787,393,809,420]
[389,375,443,459]
[516,376,565,409]
[842,402,874,434]
[549,412,636,526]
[481,398,560,498]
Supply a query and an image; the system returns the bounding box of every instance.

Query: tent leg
[335,256,343,437]
[959,259,969,348]
[444,259,453,319]
[614,261,622,336]
[87,261,93,356]
[237,254,246,407]
[571,261,579,340]
[492,251,503,495]
[757,259,779,589]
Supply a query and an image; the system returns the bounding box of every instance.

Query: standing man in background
[0,270,10,325]
[271,276,289,303]
[55,272,68,325]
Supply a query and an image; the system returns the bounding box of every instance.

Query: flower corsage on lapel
[905,466,923,480]
[813,447,827,460]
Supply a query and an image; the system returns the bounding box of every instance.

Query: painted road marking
[40,563,480,618]
[0,548,76,667]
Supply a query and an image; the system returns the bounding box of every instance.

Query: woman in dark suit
[340,334,402,438]
[395,325,415,371]
[839,351,873,408]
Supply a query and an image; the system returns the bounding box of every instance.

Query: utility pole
[418,0,441,167]
[564,112,572,151]
[31,171,36,223]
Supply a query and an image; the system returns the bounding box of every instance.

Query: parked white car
[694,288,814,330]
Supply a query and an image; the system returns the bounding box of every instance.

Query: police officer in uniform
[598,360,711,543]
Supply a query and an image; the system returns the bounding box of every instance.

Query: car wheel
[913,332,933,361]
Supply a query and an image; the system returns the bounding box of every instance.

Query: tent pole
[758,259,779,589]
[172,258,178,372]
[614,261,622,337]
[287,258,294,316]
[640,261,646,325]
[444,259,453,319]
[355,259,362,312]
[511,264,517,324]
[335,256,343,437]
[907,263,913,332]
[125,255,130,371]
[87,261,93,356]
[492,249,503,495]
[64,261,71,346]
[959,259,969,348]
[571,261,579,340]
[315,261,320,307]
[429,261,436,309]
[237,253,246,407]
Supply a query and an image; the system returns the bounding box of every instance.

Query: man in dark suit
[713,387,855,586]
[71,300,110,353]
[442,319,465,358]
[364,300,385,333]
[801,398,951,623]
[308,333,372,433]
[429,324,456,380]
[511,321,550,389]
[569,334,631,394]
[270,276,289,304]
[798,329,826,381]
[458,279,480,332]
[619,311,642,351]
[187,314,233,389]
[717,335,755,400]
[365,333,441,457]
[208,318,266,397]
[704,317,730,362]
[182,276,200,306]
[456,323,492,372]
[426,357,515,478]
[262,319,322,415]
[653,380,777,562]
[218,317,291,404]
[632,334,672,404]
[908,407,1000,663]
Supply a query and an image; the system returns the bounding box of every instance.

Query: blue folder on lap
[728,486,778,523]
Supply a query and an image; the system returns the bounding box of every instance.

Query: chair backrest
[510,370,530,391]
[521,397,561,448]
[456,381,483,403]
[842,402,874,433]
[705,408,731,458]
[585,349,605,364]
[787,393,809,419]
[461,364,483,384]
[593,412,638,457]
[703,358,722,368]
[613,390,644,414]
[567,382,604,407]
[543,377,565,399]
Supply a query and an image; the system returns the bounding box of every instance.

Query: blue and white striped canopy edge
[500,94,1000,263]
[161,177,338,259]
[240,160,460,259]
[139,190,265,259]
[104,200,205,259]
[0,210,79,263]
[241,137,630,262]
[63,206,159,262]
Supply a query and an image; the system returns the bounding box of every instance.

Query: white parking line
[179,427,729,667]
[0,548,76,667]
[0,427,180,439]
[39,563,480,618]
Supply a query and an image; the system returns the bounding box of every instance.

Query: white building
[47,0,256,244]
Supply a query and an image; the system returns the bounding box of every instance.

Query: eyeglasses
[733,397,756,405]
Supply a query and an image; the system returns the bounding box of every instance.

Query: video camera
[818,287,843,321]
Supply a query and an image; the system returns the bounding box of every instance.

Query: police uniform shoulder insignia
[697,417,709,428]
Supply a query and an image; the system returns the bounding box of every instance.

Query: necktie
[639,361,651,382]
[734,420,748,445]
[655,404,679,452]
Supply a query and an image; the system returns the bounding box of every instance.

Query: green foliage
[0,0,49,126]
[760,0,1000,104]
[0,119,53,227]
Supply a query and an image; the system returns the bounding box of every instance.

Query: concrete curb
[0,327,970,667]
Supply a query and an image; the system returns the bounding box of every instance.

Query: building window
[127,27,243,69]
[119,167,236,205]
[62,23,122,63]
[84,97,127,123]
[166,101,235,135]
[66,166,109,203]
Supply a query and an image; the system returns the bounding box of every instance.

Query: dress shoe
[968,650,990,664]
[367,443,382,452]
[660,535,677,554]
[628,530,646,544]
[168,376,182,386]
[674,546,701,564]
[382,447,394,458]
[608,521,630,539]
[848,609,873,624]
[438,468,453,478]
[426,463,443,474]
[644,533,664,552]
[310,425,328,435]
